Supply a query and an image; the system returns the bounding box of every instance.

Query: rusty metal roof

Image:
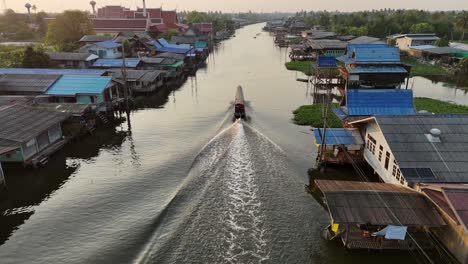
[315,180,446,227]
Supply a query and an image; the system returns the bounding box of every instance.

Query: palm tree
[32,4,37,14]
[456,11,468,41]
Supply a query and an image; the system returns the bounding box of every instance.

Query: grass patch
[414,97,468,113]
[293,104,342,128]
[285,61,315,76]
[402,57,448,76]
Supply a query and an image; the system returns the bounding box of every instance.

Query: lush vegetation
[401,57,448,76]
[414,97,468,113]
[292,104,342,128]
[45,10,94,51]
[182,11,235,32]
[0,45,50,68]
[0,9,48,41]
[285,61,315,75]
[294,10,467,40]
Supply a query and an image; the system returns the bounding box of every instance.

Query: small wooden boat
[234,85,246,119]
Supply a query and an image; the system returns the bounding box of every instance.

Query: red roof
[150,23,167,33]
[97,6,126,18]
[162,10,178,25]
[93,19,147,31]
[421,184,468,231]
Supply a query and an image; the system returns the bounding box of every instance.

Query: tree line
[295,9,468,40]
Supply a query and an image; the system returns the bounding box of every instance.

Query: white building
[392,33,440,51]
[349,115,468,188]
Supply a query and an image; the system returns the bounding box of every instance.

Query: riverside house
[0,104,70,167]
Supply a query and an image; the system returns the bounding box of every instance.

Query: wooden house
[45,75,124,112]
[308,39,347,58]
[140,57,184,79]
[47,52,99,69]
[337,44,410,88]
[108,70,164,93]
[81,41,122,59]
[0,104,71,167]
[347,115,468,188]
[315,180,446,250]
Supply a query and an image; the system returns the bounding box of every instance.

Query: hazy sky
[4,0,468,13]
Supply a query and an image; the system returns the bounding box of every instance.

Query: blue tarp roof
[314,128,354,145]
[46,75,113,96]
[346,66,408,74]
[317,56,337,68]
[93,59,141,68]
[0,68,106,76]
[346,89,416,116]
[95,41,121,49]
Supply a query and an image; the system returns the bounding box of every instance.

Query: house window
[392,159,400,179]
[385,151,390,170]
[366,134,376,155]
[378,145,383,161]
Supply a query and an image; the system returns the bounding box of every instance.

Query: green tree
[21,46,50,68]
[122,39,131,56]
[456,58,468,75]
[45,10,94,51]
[159,29,180,40]
[435,36,449,47]
[455,11,468,41]
[410,22,435,33]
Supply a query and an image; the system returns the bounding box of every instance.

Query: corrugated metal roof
[32,103,91,114]
[46,52,98,61]
[348,36,382,44]
[373,115,468,183]
[346,89,416,116]
[346,66,408,74]
[95,41,121,49]
[409,45,437,50]
[346,44,389,57]
[79,35,114,42]
[314,128,354,145]
[354,46,400,63]
[0,74,61,94]
[0,104,71,143]
[46,75,113,96]
[109,70,162,82]
[156,52,186,61]
[315,180,446,226]
[195,40,207,49]
[0,68,106,76]
[93,59,141,68]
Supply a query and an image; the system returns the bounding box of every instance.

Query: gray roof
[0,74,61,94]
[348,36,383,44]
[375,115,468,183]
[155,52,186,61]
[46,52,98,61]
[0,104,71,144]
[171,36,196,45]
[307,31,337,40]
[109,70,162,82]
[31,103,91,115]
[140,57,177,65]
[79,35,114,42]
[0,95,34,106]
[309,39,347,50]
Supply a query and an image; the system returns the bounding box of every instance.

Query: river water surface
[0,23,464,264]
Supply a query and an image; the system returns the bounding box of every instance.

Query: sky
[4,0,468,13]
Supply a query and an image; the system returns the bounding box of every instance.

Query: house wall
[397,37,437,50]
[0,149,23,162]
[88,47,122,59]
[76,94,104,105]
[363,121,408,186]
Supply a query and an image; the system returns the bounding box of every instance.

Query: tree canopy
[456,11,468,40]
[45,10,94,51]
[184,11,235,32]
[21,46,50,68]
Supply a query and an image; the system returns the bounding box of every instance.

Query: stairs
[97,112,110,125]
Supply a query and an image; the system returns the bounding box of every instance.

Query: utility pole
[121,42,131,123]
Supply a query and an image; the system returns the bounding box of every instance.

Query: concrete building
[392,33,440,51]
[82,41,122,59]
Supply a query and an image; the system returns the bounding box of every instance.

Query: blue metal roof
[46,75,113,96]
[346,89,416,116]
[317,56,337,68]
[0,68,106,76]
[332,107,348,120]
[346,66,408,74]
[354,46,400,63]
[158,38,191,49]
[195,40,207,49]
[346,44,389,57]
[93,59,141,68]
[95,41,121,49]
[314,128,354,145]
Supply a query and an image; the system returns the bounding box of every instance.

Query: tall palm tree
[456,11,468,41]
[32,4,37,14]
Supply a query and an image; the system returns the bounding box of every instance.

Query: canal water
[0,23,463,264]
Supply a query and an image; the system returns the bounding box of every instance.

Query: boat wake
[135,120,317,264]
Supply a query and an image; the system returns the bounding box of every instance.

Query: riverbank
[293,97,468,127]
[401,57,448,76]
[285,61,314,75]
